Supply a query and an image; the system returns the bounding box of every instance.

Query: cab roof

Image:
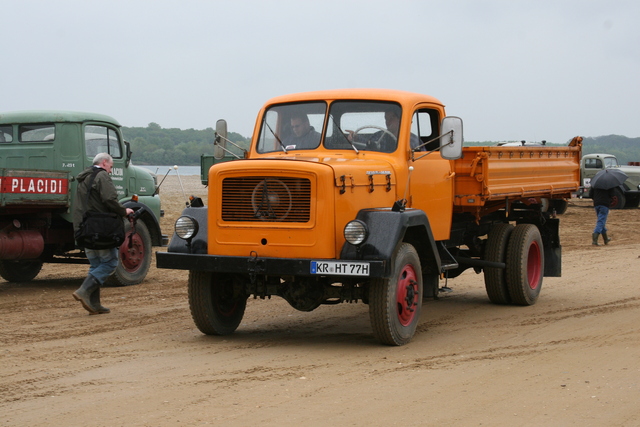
[0,110,121,126]
[264,89,445,108]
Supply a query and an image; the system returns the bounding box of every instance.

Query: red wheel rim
[526,240,542,290]
[119,232,144,272]
[396,264,419,326]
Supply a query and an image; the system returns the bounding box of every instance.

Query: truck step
[437,243,459,272]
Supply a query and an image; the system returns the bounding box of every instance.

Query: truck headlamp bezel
[175,215,199,240]
[344,220,368,246]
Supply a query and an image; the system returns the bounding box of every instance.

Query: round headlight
[175,216,198,240]
[344,220,368,245]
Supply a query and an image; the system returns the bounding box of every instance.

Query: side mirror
[214,119,228,160]
[124,140,132,166]
[440,116,463,160]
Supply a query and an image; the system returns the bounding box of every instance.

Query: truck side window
[19,124,55,142]
[411,109,439,151]
[85,125,122,158]
[0,126,12,143]
[585,158,602,169]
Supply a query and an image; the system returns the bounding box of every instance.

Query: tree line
[124,122,249,165]
[123,124,640,166]
[580,135,640,165]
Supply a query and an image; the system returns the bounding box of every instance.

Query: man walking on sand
[72,153,133,314]
[592,187,614,246]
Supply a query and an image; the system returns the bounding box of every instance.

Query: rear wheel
[484,223,514,304]
[188,271,247,335]
[107,220,152,286]
[506,224,544,306]
[0,259,43,282]
[369,243,422,346]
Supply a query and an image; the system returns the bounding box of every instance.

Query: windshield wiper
[264,120,288,153]
[330,116,359,153]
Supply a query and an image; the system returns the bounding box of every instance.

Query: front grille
[221,176,311,222]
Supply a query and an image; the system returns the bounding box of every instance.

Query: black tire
[107,220,152,287]
[369,243,423,346]
[483,223,514,304]
[188,271,247,335]
[506,224,543,306]
[610,188,626,209]
[0,259,43,282]
[551,199,569,215]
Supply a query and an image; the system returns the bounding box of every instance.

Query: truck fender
[340,208,442,277]
[123,201,163,246]
[166,205,209,254]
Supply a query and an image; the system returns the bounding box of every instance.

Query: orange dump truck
[157,89,581,346]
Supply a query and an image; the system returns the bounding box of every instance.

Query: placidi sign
[0,169,70,206]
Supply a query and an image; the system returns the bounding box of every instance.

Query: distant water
[138,165,201,176]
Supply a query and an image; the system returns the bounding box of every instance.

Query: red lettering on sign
[0,177,68,194]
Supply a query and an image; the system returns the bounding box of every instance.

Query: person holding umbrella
[589,168,628,246]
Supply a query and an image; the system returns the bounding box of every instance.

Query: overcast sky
[2,0,639,143]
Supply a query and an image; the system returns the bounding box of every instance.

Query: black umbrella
[590,168,628,190]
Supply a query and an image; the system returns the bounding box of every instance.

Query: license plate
[310,261,370,276]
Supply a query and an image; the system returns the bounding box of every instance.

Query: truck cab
[0,110,167,284]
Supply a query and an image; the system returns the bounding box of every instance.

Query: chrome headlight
[344,220,368,245]
[175,216,198,240]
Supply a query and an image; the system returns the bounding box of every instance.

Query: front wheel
[506,224,544,306]
[107,220,152,287]
[610,188,626,209]
[0,259,43,282]
[188,271,247,335]
[551,199,569,215]
[369,243,423,346]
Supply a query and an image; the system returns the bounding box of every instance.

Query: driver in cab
[347,110,422,152]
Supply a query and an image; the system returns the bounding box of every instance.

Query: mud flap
[544,245,561,277]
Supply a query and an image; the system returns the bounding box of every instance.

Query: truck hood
[221,156,398,188]
[614,165,640,174]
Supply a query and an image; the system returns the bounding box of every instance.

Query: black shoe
[89,288,111,315]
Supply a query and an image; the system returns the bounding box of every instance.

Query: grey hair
[93,152,113,165]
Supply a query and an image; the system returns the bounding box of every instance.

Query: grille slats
[221,176,311,222]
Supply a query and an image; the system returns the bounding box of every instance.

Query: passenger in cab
[284,113,321,150]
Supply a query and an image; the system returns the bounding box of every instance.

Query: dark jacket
[593,187,615,207]
[284,127,321,150]
[73,166,127,233]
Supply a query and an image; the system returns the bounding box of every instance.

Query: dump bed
[0,169,70,208]
[453,138,582,214]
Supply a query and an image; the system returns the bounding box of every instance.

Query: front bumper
[156,252,387,278]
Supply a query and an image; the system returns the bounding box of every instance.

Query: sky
[2,0,639,144]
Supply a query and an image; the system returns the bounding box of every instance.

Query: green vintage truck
[578,153,640,208]
[0,111,167,284]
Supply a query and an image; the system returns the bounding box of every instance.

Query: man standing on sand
[72,153,133,314]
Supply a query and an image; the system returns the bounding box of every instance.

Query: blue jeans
[85,247,119,284]
[593,205,609,234]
